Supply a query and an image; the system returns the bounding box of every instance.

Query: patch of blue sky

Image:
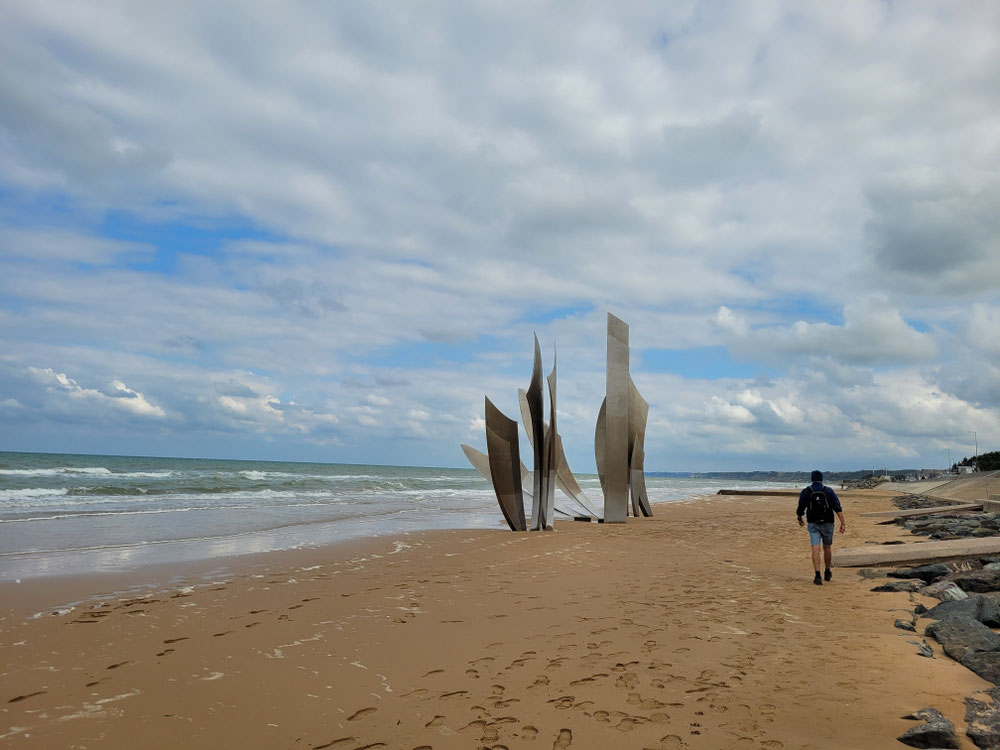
[517,304,594,325]
[99,211,282,274]
[363,334,504,370]
[0,186,79,226]
[638,346,780,380]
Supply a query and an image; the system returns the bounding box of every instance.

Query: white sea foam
[0,488,70,501]
[112,471,179,479]
[0,467,113,476]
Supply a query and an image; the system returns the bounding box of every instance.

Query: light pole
[969,431,979,471]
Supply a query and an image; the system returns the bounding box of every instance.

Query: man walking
[797,470,846,585]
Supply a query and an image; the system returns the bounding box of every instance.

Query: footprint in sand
[466,669,479,679]
[347,707,377,721]
[548,696,575,710]
[520,725,538,741]
[424,715,445,728]
[616,717,644,732]
[553,728,573,748]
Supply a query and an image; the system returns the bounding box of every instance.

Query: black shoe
[824,569,832,582]
[814,572,822,585]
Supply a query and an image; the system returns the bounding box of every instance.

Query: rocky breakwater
[896,512,1000,541]
[871,559,1000,748]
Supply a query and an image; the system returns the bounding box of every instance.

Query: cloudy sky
[2,1,998,472]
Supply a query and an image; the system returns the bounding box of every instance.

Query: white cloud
[713,296,937,366]
[27,367,166,418]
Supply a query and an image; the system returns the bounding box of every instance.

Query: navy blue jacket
[796,482,842,523]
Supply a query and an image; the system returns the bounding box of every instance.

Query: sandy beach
[1,488,990,749]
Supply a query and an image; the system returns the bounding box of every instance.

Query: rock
[895,619,916,632]
[962,652,1000,685]
[924,596,1000,626]
[889,564,952,583]
[973,528,997,537]
[965,688,1000,750]
[872,580,925,593]
[985,563,1000,572]
[950,569,1000,593]
[914,603,928,615]
[921,581,970,601]
[857,568,889,579]
[920,581,969,602]
[943,584,972,601]
[898,707,959,748]
[924,616,1000,661]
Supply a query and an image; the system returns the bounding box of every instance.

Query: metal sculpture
[461,444,586,522]
[630,435,652,517]
[628,375,653,517]
[594,315,653,520]
[483,397,527,531]
[522,390,601,521]
[601,313,631,523]
[542,354,558,529]
[525,336,547,530]
[462,313,651,531]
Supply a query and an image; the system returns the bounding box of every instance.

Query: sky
[1,1,999,472]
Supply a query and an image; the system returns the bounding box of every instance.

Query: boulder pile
[894,494,966,511]
[872,560,1000,747]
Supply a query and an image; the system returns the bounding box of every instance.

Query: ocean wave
[0,467,113,477]
[111,471,180,479]
[234,470,381,481]
[0,488,70,501]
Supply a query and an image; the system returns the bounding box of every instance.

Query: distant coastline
[647,469,923,482]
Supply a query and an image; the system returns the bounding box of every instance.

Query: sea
[0,451,796,581]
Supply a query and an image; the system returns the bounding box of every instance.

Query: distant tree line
[953,451,1000,472]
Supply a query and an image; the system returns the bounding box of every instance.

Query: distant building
[918,468,943,480]
[957,465,975,474]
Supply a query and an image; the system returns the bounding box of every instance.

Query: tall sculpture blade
[602,313,630,523]
[627,374,652,517]
[630,436,653,517]
[595,396,607,506]
[520,389,601,521]
[627,375,649,471]
[542,350,558,529]
[525,334,546,531]
[484,398,527,531]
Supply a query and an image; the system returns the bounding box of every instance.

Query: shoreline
[2,488,989,748]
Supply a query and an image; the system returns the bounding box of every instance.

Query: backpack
[807,487,831,522]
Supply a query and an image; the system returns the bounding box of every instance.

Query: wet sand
[0,489,989,749]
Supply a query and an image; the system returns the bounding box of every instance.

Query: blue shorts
[808,522,834,546]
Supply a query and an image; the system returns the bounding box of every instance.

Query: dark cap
[811,470,823,482]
